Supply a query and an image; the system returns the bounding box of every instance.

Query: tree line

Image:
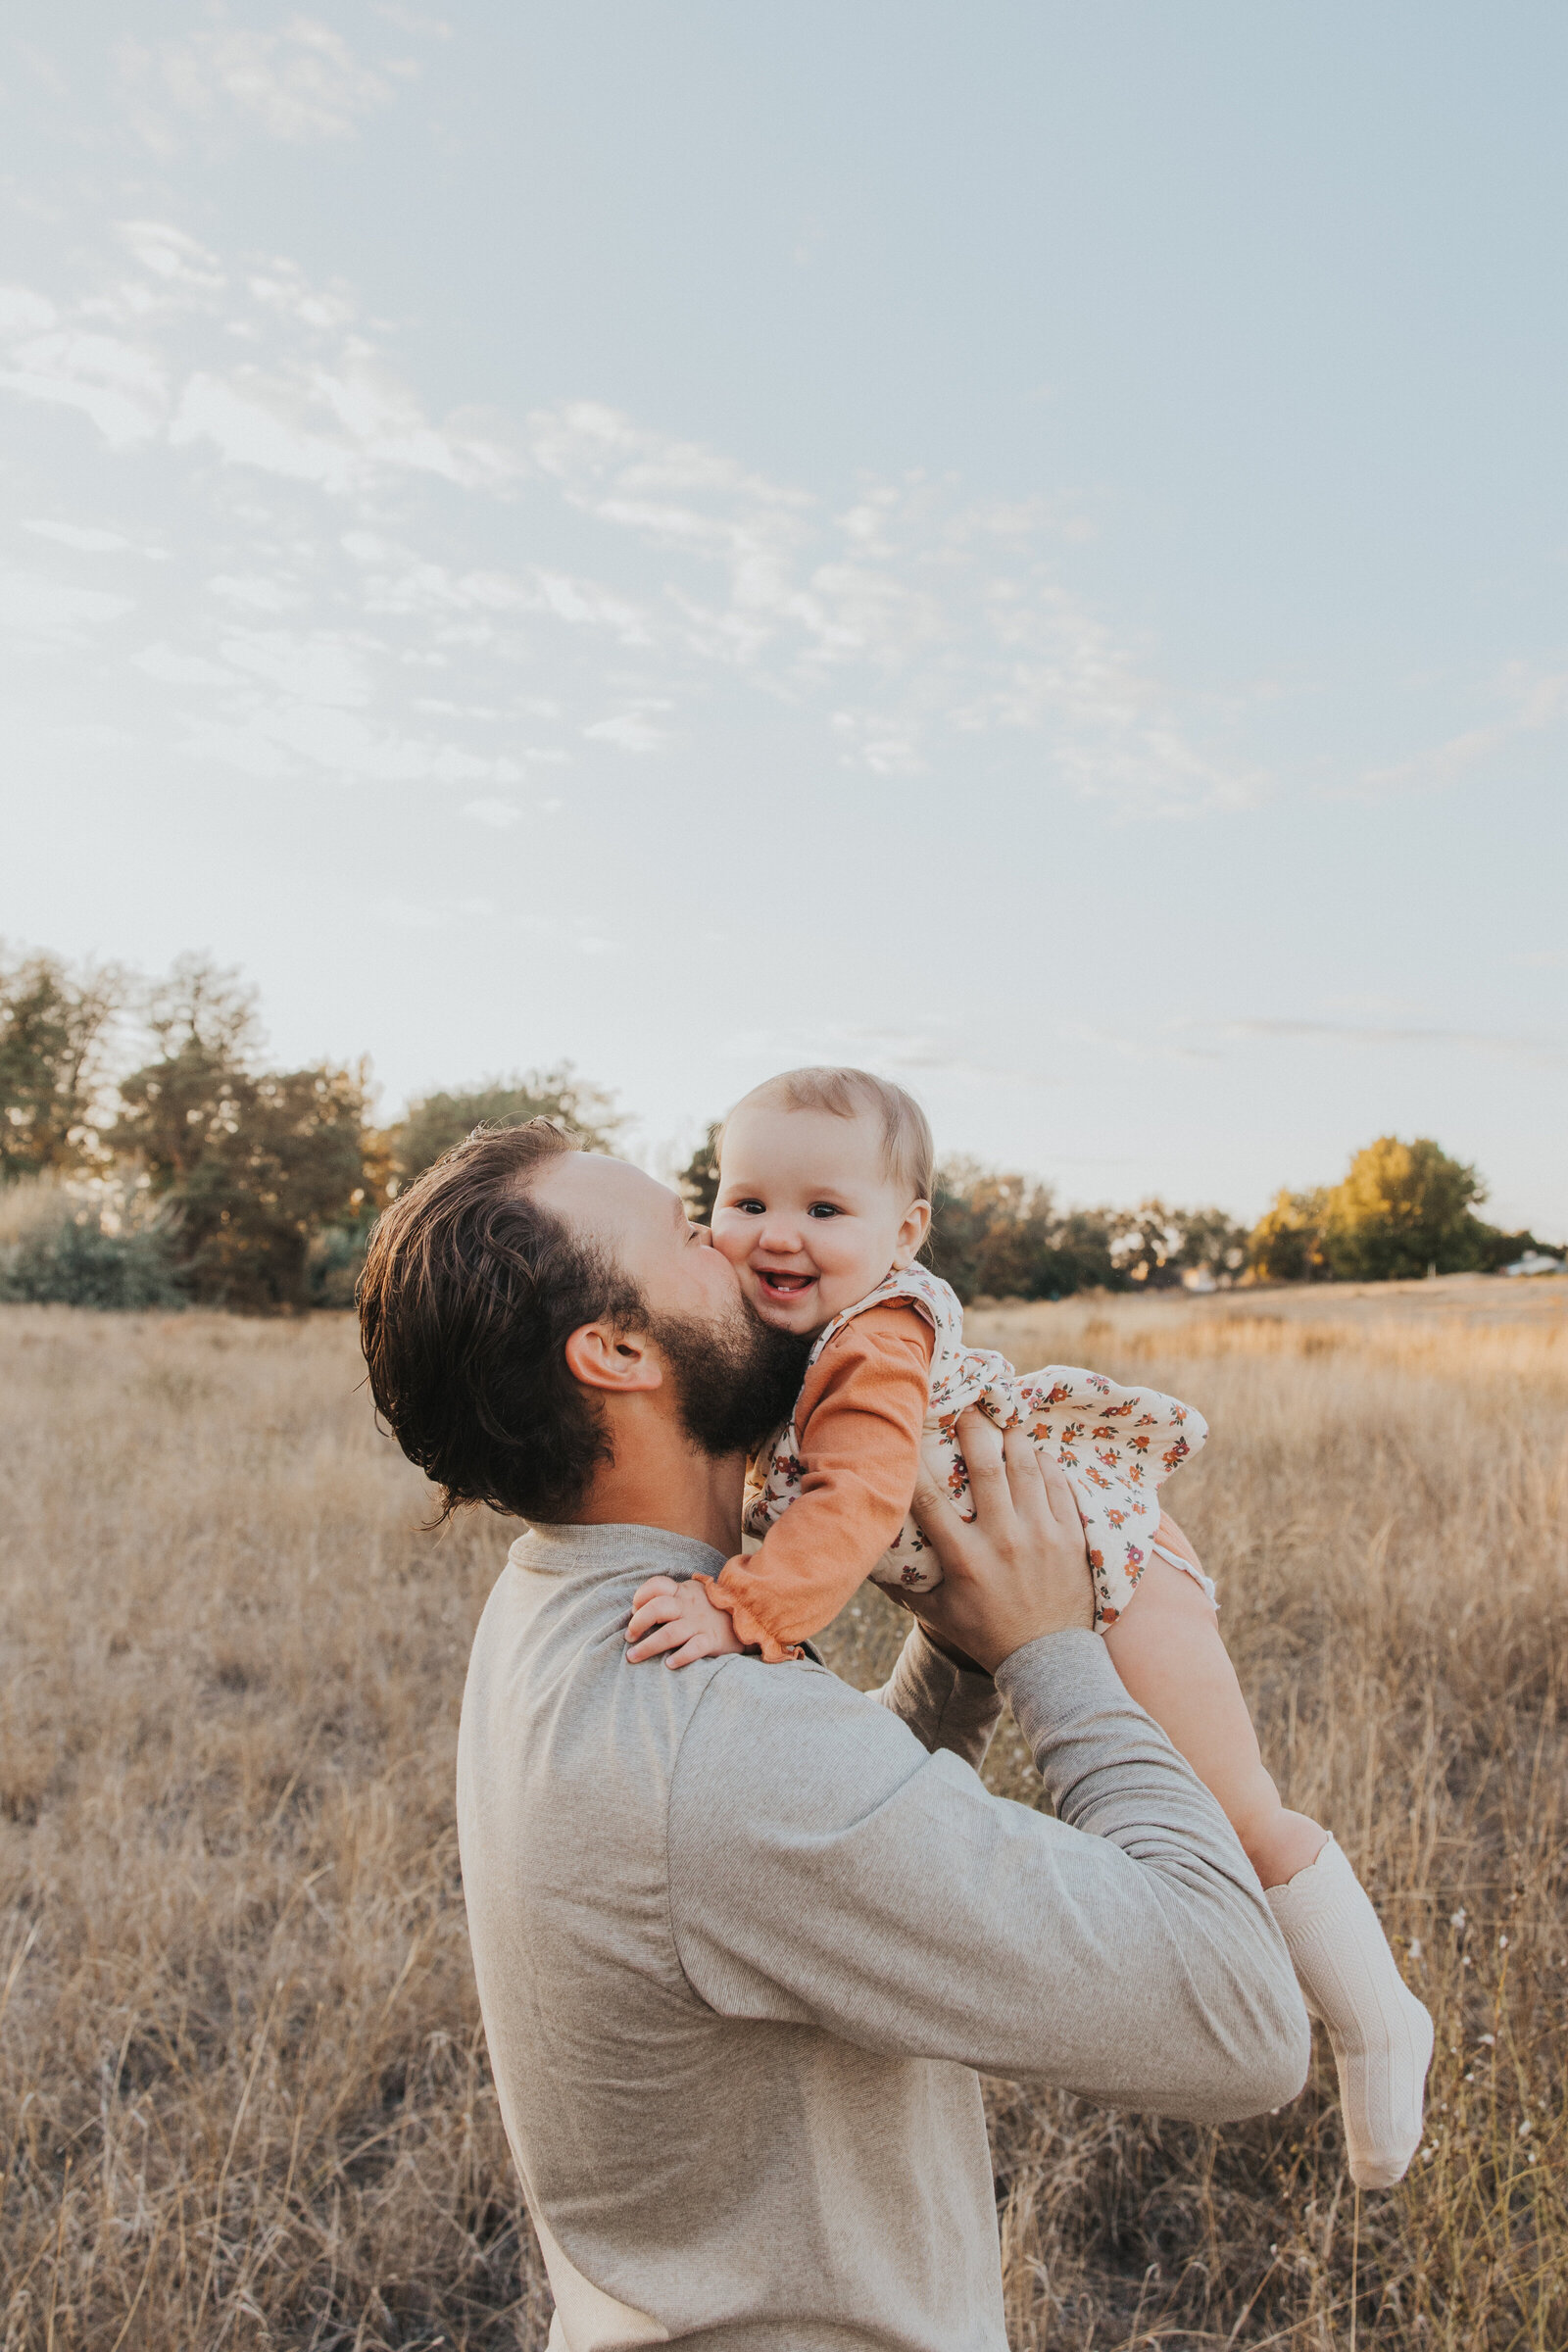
[0,944,1555,1311]
[676,1127,1550,1301]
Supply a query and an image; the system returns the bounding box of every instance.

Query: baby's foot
[1323,1983,1435,2189]
[1266,1837,1434,2189]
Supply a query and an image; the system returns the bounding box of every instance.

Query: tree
[0,947,128,1181]
[112,957,371,1309]
[677,1121,722,1222]
[928,1164,1136,1302]
[1169,1203,1252,1281]
[1321,1136,1492,1281]
[1247,1139,1514,1285]
[928,1163,1061,1301]
[1107,1200,1186,1288]
[394,1066,622,1186]
[1248,1189,1331,1283]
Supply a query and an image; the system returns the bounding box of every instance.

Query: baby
[625,1066,1433,2189]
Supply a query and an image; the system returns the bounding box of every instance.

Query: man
[361,1120,1307,2350]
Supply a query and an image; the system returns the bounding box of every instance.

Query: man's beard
[646,1296,812,1460]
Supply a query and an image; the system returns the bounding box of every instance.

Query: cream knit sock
[1266,1836,1433,2189]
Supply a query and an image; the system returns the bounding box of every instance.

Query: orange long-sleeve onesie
[697,1304,938,1663]
[698,1299,1207,1665]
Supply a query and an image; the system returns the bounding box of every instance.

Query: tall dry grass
[1,1286,1565,2347]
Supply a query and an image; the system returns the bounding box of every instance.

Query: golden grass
[2,1283,1565,2347]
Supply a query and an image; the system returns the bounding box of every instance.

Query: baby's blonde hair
[724,1066,935,1205]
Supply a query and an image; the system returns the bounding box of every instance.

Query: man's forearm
[674,1643,1308,2125]
[995,1628,1310,2113]
[870,1623,1002,1767]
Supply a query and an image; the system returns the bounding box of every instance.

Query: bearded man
[360,1119,1306,2352]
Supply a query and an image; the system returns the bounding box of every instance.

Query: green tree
[677,1121,722,1222]
[112,958,371,1310]
[929,1164,1056,1301]
[1321,1136,1491,1281]
[1248,1188,1330,1283]
[928,1164,1126,1302]
[1170,1203,1252,1280]
[1107,1200,1185,1288]
[0,946,127,1180]
[394,1066,622,1186]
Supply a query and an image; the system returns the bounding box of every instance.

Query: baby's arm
[626,1305,935,1667]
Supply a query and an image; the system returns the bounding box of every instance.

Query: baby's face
[710,1103,929,1335]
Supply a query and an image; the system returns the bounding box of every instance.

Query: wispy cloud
[1217,1015,1565,1067]
[719,1021,1059,1091]
[582,703,672,755]
[1063,1011,1567,1072]
[526,400,1257,815]
[379,891,496,931]
[1357,662,1568,797]
[0,567,136,647]
[24,519,167,558]
[0,222,1305,816]
[117,13,426,153]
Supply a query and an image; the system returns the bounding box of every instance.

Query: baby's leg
[1105,1558,1432,2189]
[1102,1556,1324,1886]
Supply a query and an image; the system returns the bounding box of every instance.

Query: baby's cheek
[708,1212,752,1266]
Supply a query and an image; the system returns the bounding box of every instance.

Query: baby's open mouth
[756,1270,817,1301]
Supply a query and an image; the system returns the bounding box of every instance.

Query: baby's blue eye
[807,1203,843,1219]
[734,1199,764,1214]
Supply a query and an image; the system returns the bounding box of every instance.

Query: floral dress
[742,1263,1211,1629]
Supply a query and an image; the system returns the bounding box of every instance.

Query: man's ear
[563,1321,663,1396]
[891,1199,934,1271]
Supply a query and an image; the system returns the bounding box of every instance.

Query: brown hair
[725,1067,934,1203]
[359,1120,641,1524]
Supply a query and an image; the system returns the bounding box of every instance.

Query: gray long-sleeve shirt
[456,1523,1308,2351]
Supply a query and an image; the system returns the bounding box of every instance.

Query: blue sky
[2,4,1563,1232]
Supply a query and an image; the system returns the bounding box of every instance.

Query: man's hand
[905,1408,1095,1675]
[625,1575,749,1669]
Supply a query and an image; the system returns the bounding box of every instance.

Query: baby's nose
[759,1212,805,1254]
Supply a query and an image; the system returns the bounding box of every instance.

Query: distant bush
[0,1181,183,1311]
[306,1210,378,1309]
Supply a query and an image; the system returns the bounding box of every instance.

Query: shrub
[307,1210,379,1309]
[0,1180,183,1310]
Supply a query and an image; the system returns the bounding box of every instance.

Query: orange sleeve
[699,1303,936,1662]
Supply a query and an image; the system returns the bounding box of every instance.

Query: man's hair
[726,1066,934,1203]
[359,1120,640,1524]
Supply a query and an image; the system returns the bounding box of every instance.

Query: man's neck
[573,1406,747,1555]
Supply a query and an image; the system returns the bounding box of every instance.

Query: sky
[2,3,1563,1233]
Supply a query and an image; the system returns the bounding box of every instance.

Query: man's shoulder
[670,1650,946,1837]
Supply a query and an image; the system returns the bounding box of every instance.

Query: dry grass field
[2,1278,1565,2348]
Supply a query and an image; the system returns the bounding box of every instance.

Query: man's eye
[807,1203,843,1219]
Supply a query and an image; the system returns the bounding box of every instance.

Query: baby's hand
[625,1574,749,1670]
